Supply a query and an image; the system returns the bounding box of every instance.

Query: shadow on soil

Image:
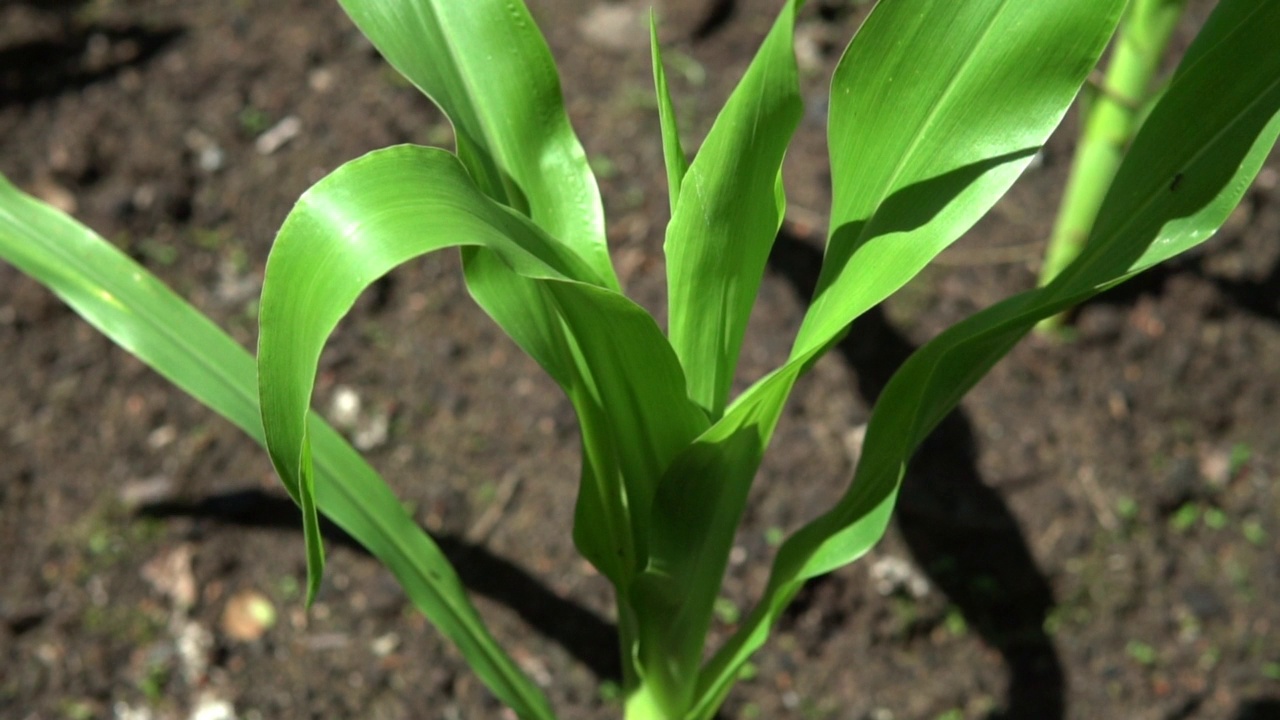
[0,20,184,108]
[0,0,84,13]
[1233,699,1280,720]
[132,228,1279,718]
[139,492,739,719]
[138,490,623,684]
[1082,247,1280,324]
[768,230,1066,720]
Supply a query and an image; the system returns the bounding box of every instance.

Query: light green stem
[624,682,672,720]
[1037,0,1187,333]
[620,615,700,720]
[616,593,642,700]
[618,586,693,719]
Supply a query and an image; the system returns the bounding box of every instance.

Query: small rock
[147,425,178,449]
[255,116,302,155]
[114,702,154,720]
[131,184,156,211]
[214,258,260,305]
[869,555,930,599]
[220,589,276,642]
[328,385,362,429]
[578,4,649,51]
[328,386,391,450]
[189,694,237,720]
[197,146,225,173]
[141,543,196,609]
[1198,446,1232,487]
[176,619,213,684]
[371,632,400,657]
[353,409,390,451]
[843,423,867,464]
[309,68,335,93]
[794,24,825,73]
[31,177,77,214]
[184,129,225,173]
[119,475,178,508]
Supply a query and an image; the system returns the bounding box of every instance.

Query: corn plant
[1037,0,1190,331]
[2,0,1278,718]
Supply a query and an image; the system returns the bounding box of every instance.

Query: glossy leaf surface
[335,0,616,287]
[696,0,1280,714]
[663,0,803,419]
[647,0,1129,714]
[796,0,1126,355]
[0,174,557,720]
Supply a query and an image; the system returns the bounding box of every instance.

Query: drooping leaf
[335,0,616,288]
[258,146,708,652]
[0,174,557,720]
[330,2,709,597]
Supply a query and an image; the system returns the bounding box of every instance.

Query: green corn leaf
[258,143,707,636]
[258,146,586,603]
[630,0,1125,714]
[458,252,710,592]
[651,11,689,215]
[695,0,1280,714]
[632,0,1127,715]
[331,1,705,594]
[795,0,1126,356]
[0,174,557,720]
[664,0,804,420]
[637,0,1121,712]
[335,0,616,289]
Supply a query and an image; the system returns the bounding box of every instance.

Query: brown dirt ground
[1,1,1278,719]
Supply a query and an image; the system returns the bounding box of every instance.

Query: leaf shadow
[1232,698,1280,720]
[1076,238,1280,325]
[693,0,737,41]
[137,489,623,685]
[812,146,1040,310]
[768,230,1065,720]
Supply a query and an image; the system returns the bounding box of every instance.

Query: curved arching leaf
[0,174,557,720]
[258,144,708,642]
[331,3,719,609]
[335,0,616,288]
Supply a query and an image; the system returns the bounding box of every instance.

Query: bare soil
[1,1,1278,719]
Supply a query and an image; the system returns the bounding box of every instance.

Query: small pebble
[255,116,302,155]
[220,589,277,642]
